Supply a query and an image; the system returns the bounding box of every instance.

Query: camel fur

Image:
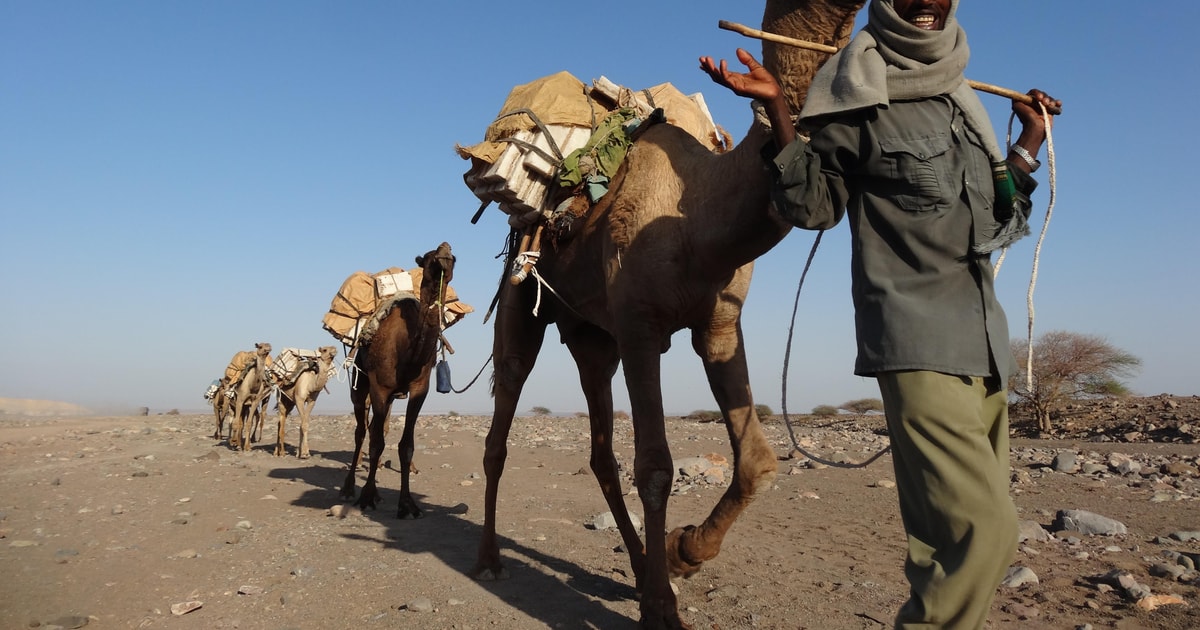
[469,2,864,627]
[274,345,338,458]
[341,242,456,519]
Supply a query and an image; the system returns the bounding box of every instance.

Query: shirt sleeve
[763,120,858,230]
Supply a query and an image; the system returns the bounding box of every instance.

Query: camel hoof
[472,566,510,581]
[665,526,705,579]
[299,452,310,460]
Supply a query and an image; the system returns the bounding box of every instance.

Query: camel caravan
[204,252,473,465]
[197,0,869,625]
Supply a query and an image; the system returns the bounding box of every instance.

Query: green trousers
[877,370,1018,630]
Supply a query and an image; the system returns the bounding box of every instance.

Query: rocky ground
[0,394,1197,629]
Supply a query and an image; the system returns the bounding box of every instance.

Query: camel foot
[299,451,310,459]
[339,476,357,501]
[639,595,692,630]
[355,484,382,510]
[471,565,510,581]
[396,497,423,520]
[273,448,283,457]
[665,526,705,579]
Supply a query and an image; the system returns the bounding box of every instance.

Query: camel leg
[395,374,430,519]
[563,324,647,584]
[341,374,371,499]
[230,399,246,450]
[275,395,293,457]
[355,387,393,510]
[665,307,777,579]
[472,286,549,581]
[298,399,314,459]
[620,339,689,630]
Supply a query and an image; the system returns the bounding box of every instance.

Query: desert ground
[1,395,1198,629]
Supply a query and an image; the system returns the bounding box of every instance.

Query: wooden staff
[509,223,544,285]
[718,20,1057,112]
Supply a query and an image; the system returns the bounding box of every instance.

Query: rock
[169,601,202,616]
[404,597,434,613]
[47,615,90,629]
[1052,451,1079,473]
[1052,509,1127,536]
[1169,530,1200,542]
[1135,593,1187,611]
[591,511,642,531]
[237,585,264,595]
[1000,601,1040,620]
[1001,566,1039,588]
[1017,520,1052,543]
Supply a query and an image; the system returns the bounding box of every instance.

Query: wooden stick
[718,20,1052,110]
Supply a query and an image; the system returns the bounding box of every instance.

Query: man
[701,0,1061,627]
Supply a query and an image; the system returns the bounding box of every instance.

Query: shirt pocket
[874,134,956,212]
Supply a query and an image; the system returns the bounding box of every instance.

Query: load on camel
[269,345,339,458]
[322,243,473,518]
[455,1,864,627]
[219,342,275,451]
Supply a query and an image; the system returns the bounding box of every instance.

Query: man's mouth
[910,14,938,29]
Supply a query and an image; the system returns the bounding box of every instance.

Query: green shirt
[768,97,1037,389]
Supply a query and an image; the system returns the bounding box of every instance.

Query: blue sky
[3,1,1198,416]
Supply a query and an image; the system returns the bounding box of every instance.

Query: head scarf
[799,0,1002,162]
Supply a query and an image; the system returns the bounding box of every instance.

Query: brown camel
[340,242,455,518]
[469,2,863,627]
[274,345,338,458]
[230,342,273,451]
[210,377,233,440]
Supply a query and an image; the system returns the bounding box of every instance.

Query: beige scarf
[799,0,1003,162]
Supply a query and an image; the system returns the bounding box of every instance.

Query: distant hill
[0,398,91,416]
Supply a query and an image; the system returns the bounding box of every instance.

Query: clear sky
[3,1,1198,416]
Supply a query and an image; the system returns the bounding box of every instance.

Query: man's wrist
[1009,144,1040,173]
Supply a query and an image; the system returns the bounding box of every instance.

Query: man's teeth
[913,15,935,26]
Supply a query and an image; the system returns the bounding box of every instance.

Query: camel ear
[415,253,425,266]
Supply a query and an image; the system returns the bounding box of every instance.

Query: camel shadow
[267,458,638,628]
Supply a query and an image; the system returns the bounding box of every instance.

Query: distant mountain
[0,398,91,416]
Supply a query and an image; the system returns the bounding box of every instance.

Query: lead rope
[780,231,891,469]
[995,102,1057,390]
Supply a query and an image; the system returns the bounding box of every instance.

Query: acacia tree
[1009,330,1142,433]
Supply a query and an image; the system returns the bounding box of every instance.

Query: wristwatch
[1009,144,1041,173]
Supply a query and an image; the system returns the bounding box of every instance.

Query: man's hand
[1009,89,1062,173]
[699,48,783,102]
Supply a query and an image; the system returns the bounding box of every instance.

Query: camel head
[416,242,456,289]
[254,342,272,358]
[761,0,865,114]
[317,346,338,363]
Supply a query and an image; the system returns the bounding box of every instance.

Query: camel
[210,377,233,440]
[340,242,455,518]
[229,342,273,451]
[274,345,338,458]
[469,2,864,627]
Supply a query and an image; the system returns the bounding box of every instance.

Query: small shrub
[755,404,774,419]
[811,405,838,417]
[530,406,552,416]
[687,409,724,423]
[614,410,630,420]
[840,398,884,414]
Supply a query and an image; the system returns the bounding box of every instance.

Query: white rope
[998,103,1057,390]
